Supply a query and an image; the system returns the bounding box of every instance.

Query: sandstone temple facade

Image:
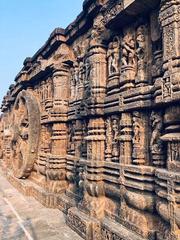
[0,0,180,239]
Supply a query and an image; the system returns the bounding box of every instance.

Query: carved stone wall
[0,1,180,239]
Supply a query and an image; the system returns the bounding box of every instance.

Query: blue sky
[0,0,83,105]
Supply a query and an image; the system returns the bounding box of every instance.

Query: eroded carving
[1,1,180,240]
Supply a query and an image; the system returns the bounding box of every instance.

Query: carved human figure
[90,14,105,46]
[47,79,53,99]
[150,111,163,154]
[170,142,180,161]
[106,118,112,148]
[78,166,86,197]
[136,27,145,58]
[70,67,76,100]
[107,42,114,75]
[80,121,88,158]
[72,62,79,99]
[112,118,119,162]
[107,38,120,75]
[121,33,136,67]
[105,118,112,161]
[132,112,146,164]
[79,61,84,86]
[162,72,172,98]
[136,25,147,82]
[112,119,119,141]
[84,58,91,84]
[133,120,141,144]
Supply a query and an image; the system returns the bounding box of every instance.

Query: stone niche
[0,0,180,240]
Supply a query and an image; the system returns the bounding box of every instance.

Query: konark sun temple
[0,0,180,239]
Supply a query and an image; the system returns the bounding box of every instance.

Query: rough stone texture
[0,0,180,240]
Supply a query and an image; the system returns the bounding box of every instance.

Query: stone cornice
[1,0,163,112]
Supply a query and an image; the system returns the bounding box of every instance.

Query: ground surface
[0,170,82,240]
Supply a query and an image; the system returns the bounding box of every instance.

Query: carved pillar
[87,45,107,114]
[51,123,67,156]
[161,106,180,171]
[40,125,51,153]
[159,5,180,237]
[132,111,149,165]
[44,122,68,194]
[135,25,149,86]
[78,61,85,100]
[150,111,165,167]
[51,65,69,155]
[120,31,136,91]
[74,120,83,158]
[81,117,105,216]
[52,66,69,113]
[150,9,163,80]
[86,118,105,162]
[44,64,70,193]
[119,113,132,164]
[159,0,180,99]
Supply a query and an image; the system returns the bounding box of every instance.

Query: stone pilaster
[159,0,180,101]
[86,45,107,115]
[52,66,70,114]
[119,113,133,165]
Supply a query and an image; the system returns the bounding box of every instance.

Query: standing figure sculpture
[136,25,148,84]
[122,33,136,67]
[105,118,112,161]
[120,32,136,88]
[107,37,120,75]
[112,118,119,162]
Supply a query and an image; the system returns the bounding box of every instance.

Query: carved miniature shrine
[0,0,180,239]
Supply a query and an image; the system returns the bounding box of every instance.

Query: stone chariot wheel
[11,90,40,179]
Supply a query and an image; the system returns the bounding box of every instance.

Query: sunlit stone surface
[0,0,180,239]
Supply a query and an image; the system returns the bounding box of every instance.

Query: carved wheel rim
[12,90,40,179]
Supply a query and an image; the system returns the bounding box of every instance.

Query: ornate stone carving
[1,1,180,240]
[11,90,40,178]
[136,25,148,85]
[162,71,173,99]
[90,14,105,46]
[120,31,136,89]
[102,0,123,25]
[107,37,120,76]
[150,111,165,166]
[105,117,113,162]
[112,117,119,162]
[68,121,75,155]
[132,112,146,165]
